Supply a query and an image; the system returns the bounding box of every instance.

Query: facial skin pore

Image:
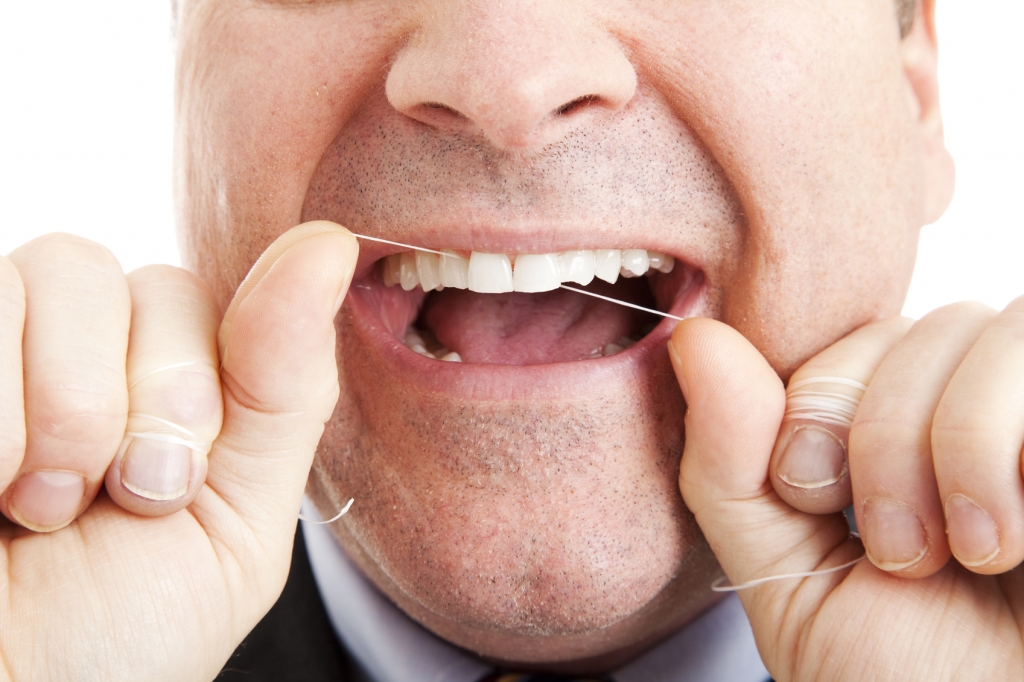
[174,0,951,670]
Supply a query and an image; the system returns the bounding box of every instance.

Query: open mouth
[348,243,705,367]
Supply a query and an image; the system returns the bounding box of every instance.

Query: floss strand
[351,233,683,322]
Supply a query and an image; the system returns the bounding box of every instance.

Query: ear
[903,0,955,224]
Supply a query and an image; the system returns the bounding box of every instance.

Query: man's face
[174,0,948,668]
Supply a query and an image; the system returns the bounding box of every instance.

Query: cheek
[617,1,920,374]
[175,1,405,307]
[310,316,703,639]
[723,223,919,377]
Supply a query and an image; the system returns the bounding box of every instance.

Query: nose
[385,0,637,151]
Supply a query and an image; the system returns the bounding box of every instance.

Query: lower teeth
[402,327,463,362]
[601,335,639,357]
[401,326,642,362]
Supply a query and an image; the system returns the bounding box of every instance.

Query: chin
[304,239,726,664]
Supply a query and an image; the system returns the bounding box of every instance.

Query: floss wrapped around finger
[784,376,868,429]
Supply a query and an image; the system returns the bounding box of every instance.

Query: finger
[192,221,356,560]
[850,303,994,577]
[770,317,913,515]
[932,296,1024,574]
[1,234,130,532]
[671,319,861,657]
[0,256,27,490]
[103,265,223,516]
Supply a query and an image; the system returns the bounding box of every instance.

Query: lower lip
[343,273,707,401]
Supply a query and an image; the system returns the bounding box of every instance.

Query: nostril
[422,101,465,117]
[555,95,600,117]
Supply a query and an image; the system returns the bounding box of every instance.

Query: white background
[0,3,1021,318]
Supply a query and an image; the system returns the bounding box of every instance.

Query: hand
[670,306,1024,681]
[0,222,356,681]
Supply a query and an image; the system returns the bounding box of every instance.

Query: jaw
[308,321,719,665]
[302,246,725,664]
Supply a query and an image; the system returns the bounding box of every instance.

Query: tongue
[420,279,655,365]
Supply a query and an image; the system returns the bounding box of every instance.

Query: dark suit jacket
[217,525,356,681]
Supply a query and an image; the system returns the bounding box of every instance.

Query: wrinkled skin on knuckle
[28,380,128,448]
[931,406,1013,458]
[17,233,124,280]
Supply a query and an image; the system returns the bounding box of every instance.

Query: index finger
[2,234,130,532]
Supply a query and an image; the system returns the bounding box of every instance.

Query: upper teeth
[382,249,674,293]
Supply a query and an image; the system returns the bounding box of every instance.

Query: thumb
[669,319,861,650]
[206,221,357,540]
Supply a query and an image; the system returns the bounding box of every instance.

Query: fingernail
[945,494,1000,567]
[8,470,86,532]
[777,426,847,489]
[861,498,928,571]
[121,438,192,501]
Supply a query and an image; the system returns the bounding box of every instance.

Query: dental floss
[116,257,869,539]
[708,376,873,591]
[298,498,355,525]
[128,360,209,391]
[123,412,211,453]
[124,351,355,518]
[784,377,868,429]
[711,551,865,592]
[351,233,449,258]
[557,284,685,322]
[351,233,685,322]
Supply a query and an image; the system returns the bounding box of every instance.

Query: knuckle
[16,232,123,274]
[127,265,199,302]
[856,315,915,339]
[29,380,127,444]
[128,266,220,318]
[128,263,201,287]
[918,300,997,328]
[128,263,185,281]
[11,234,130,316]
[850,418,920,455]
[1003,294,1024,315]
[931,406,1014,459]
